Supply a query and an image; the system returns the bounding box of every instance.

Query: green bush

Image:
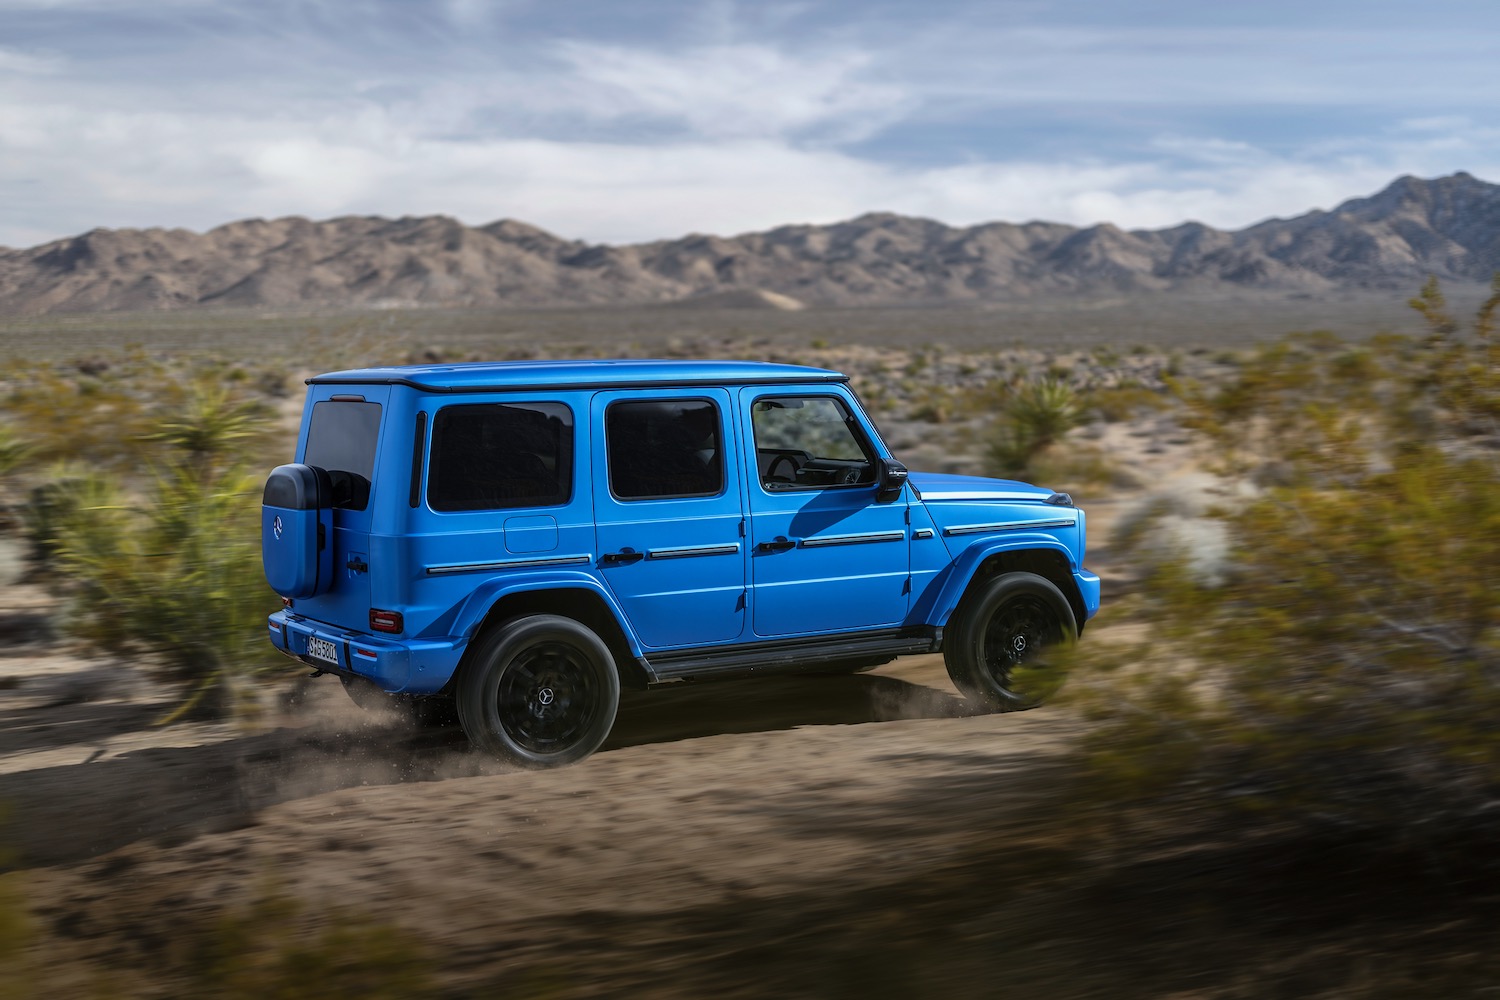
[44,463,284,720]
[1079,278,1500,845]
[20,370,287,721]
[985,378,1083,478]
[181,891,434,1000]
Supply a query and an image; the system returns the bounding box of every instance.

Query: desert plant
[0,423,29,479]
[180,890,434,1000]
[145,375,276,473]
[44,462,283,720]
[1076,282,1500,849]
[986,378,1083,478]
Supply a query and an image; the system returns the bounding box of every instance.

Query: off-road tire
[456,614,621,767]
[943,571,1077,712]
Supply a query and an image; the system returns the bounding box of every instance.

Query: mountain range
[2,172,1497,316]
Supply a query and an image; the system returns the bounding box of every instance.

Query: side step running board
[643,629,942,683]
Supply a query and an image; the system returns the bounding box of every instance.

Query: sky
[1,0,1499,249]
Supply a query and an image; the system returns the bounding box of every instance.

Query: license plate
[307,636,339,665]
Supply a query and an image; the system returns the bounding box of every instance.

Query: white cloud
[5,84,1498,251]
[0,45,60,75]
[554,40,912,141]
[2,2,1499,249]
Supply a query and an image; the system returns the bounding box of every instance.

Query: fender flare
[448,569,646,657]
[922,535,1080,628]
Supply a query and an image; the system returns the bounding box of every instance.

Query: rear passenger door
[591,389,746,649]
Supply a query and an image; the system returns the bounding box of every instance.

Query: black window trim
[604,395,728,504]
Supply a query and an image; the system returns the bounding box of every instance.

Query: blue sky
[1,0,1498,248]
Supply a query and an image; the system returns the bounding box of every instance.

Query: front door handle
[601,550,644,565]
[756,538,798,553]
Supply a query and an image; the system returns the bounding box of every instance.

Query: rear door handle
[601,550,644,565]
[756,538,797,553]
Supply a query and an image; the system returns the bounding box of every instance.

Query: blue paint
[262,359,1099,696]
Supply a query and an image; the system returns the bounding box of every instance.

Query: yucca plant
[986,377,1083,478]
[144,376,276,473]
[44,461,284,720]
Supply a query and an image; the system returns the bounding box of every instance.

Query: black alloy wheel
[944,571,1077,712]
[456,614,621,767]
[495,640,606,755]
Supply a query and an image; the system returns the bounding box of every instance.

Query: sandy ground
[5,632,1094,997]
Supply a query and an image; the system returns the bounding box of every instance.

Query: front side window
[305,400,382,510]
[752,395,875,491]
[607,398,723,500]
[428,402,573,512]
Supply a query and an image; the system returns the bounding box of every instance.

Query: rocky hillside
[2,173,1497,315]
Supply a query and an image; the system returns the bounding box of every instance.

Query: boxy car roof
[307,359,848,393]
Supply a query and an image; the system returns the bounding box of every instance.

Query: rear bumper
[267,610,466,695]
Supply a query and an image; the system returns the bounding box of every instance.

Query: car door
[592,388,747,649]
[739,387,910,637]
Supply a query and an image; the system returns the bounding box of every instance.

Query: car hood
[907,471,1057,503]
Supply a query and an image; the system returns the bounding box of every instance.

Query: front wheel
[456,615,621,768]
[943,572,1077,712]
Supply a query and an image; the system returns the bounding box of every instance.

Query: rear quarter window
[428,401,573,512]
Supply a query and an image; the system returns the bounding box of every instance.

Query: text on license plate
[307,637,339,665]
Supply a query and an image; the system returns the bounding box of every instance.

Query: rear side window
[607,399,723,500]
[428,402,573,512]
[304,400,382,510]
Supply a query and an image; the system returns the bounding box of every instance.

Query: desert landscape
[5,0,1499,990]
[2,254,1498,997]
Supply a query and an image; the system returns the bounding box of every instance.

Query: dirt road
[5,645,1103,998]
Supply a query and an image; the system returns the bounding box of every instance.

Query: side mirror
[876,459,908,503]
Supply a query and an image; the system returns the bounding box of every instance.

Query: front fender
[917,535,1081,628]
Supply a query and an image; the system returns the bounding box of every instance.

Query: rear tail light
[282,597,294,608]
[369,609,403,633]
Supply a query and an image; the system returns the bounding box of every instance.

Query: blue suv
[262,360,1100,766]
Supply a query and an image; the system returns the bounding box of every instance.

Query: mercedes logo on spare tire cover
[272,515,284,540]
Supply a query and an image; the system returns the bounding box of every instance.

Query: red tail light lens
[369,609,403,633]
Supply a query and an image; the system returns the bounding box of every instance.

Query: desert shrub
[906,383,962,424]
[1081,383,1171,423]
[1078,279,1500,849]
[985,378,1083,478]
[0,422,28,480]
[0,817,28,1000]
[23,371,287,720]
[3,363,156,470]
[44,463,283,719]
[145,376,276,471]
[180,891,434,1000]
[0,878,27,1000]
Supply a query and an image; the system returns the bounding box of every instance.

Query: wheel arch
[935,543,1087,636]
[456,578,651,691]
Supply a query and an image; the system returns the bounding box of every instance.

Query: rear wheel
[456,615,621,767]
[944,571,1076,712]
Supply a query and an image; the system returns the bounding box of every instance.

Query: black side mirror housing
[876,459,908,503]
